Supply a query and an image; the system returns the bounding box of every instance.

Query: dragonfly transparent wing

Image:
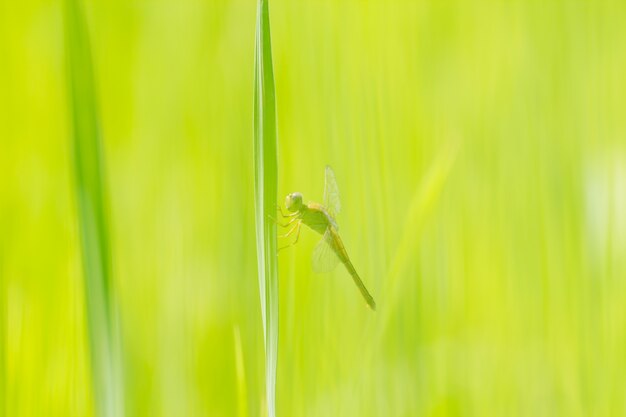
[311,228,341,273]
[323,165,341,218]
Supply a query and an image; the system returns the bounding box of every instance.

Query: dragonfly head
[285,192,304,212]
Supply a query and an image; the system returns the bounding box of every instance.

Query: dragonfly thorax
[285,192,304,212]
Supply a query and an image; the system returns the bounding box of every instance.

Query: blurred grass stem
[64,0,124,416]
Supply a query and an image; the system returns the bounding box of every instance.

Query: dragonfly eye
[285,192,303,212]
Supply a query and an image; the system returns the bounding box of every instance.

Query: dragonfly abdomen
[327,228,377,311]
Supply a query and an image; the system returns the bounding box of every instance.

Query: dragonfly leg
[278,206,299,218]
[291,221,302,244]
[278,221,302,252]
[279,220,300,238]
[280,217,299,228]
[267,213,298,227]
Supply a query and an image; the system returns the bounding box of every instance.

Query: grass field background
[2,1,626,416]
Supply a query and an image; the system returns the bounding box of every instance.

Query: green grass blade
[253,1,279,416]
[377,141,459,339]
[233,326,249,417]
[0,253,4,417]
[64,1,124,416]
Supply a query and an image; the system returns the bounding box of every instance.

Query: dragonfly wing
[323,165,341,218]
[311,229,341,273]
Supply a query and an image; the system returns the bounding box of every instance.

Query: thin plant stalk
[0,253,4,417]
[233,326,249,417]
[253,0,279,416]
[64,1,124,416]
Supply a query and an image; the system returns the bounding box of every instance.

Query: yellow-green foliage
[253,1,278,417]
[64,0,124,416]
[2,1,626,417]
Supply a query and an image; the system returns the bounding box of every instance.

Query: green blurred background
[2,0,626,416]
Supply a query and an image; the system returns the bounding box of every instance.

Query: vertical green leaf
[253,1,279,416]
[0,253,4,417]
[377,142,458,338]
[233,326,249,417]
[63,1,124,417]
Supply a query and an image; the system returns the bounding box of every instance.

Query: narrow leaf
[64,1,124,416]
[253,1,279,416]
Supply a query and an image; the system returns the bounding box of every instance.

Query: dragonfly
[278,166,376,310]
